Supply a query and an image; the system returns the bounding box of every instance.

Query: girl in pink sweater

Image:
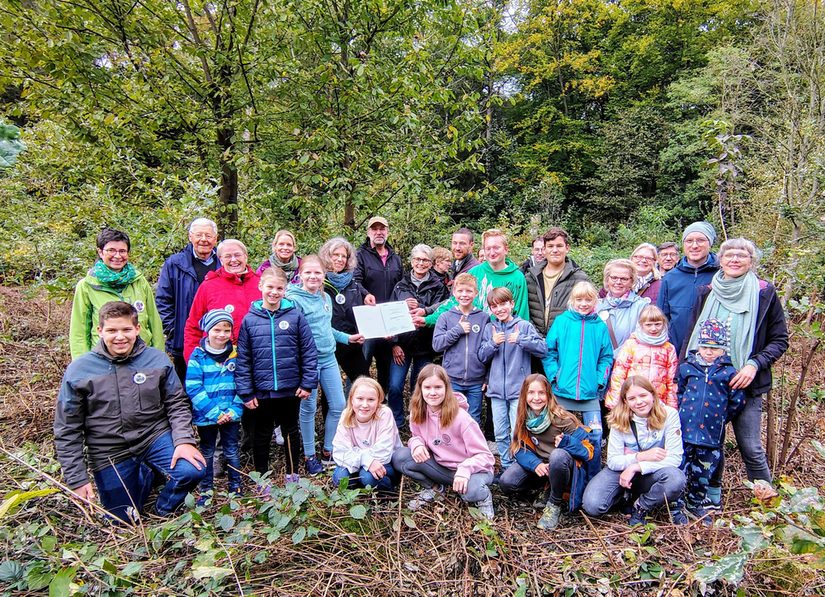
[391,364,495,519]
[331,377,402,491]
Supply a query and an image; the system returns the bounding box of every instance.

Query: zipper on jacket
[576,318,585,400]
[463,313,469,384]
[268,310,279,391]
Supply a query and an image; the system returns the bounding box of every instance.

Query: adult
[449,227,479,278]
[657,242,680,274]
[55,302,205,523]
[319,237,375,384]
[684,238,788,485]
[183,239,260,361]
[657,221,719,355]
[629,243,662,303]
[256,229,302,284]
[597,259,650,353]
[525,227,590,337]
[354,216,404,391]
[520,236,545,274]
[387,245,450,428]
[69,227,164,360]
[156,218,220,382]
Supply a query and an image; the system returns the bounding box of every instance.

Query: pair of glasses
[608,275,632,283]
[632,255,654,262]
[412,257,432,264]
[103,249,128,256]
[684,238,709,246]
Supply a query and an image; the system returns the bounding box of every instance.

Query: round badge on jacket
[471,324,480,333]
[225,304,235,313]
[279,320,289,330]
[335,294,346,305]
[133,372,147,385]
[227,362,236,372]
[133,300,145,313]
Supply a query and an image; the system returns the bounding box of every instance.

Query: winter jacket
[677,352,745,448]
[637,278,661,303]
[332,406,402,472]
[542,310,613,402]
[156,244,218,357]
[605,334,678,409]
[596,292,650,354]
[657,254,719,355]
[432,307,490,385]
[69,271,165,360]
[478,317,547,401]
[525,258,590,336]
[235,300,319,401]
[606,406,684,474]
[286,284,349,356]
[390,272,450,357]
[324,278,371,335]
[354,239,404,303]
[185,343,244,426]
[408,407,495,479]
[183,267,261,361]
[54,339,197,489]
[686,281,789,397]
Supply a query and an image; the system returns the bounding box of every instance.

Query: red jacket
[183,267,261,361]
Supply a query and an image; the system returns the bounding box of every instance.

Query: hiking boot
[305,455,323,476]
[285,473,300,485]
[273,426,285,446]
[537,502,561,530]
[628,503,649,526]
[475,493,495,520]
[669,503,689,526]
[408,486,443,510]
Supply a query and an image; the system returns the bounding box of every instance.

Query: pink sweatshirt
[332,406,402,473]
[408,405,495,480]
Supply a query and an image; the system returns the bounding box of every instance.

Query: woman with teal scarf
[684,237,788,503]
[69,228,164,360]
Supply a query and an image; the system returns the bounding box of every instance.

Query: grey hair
[189,218,218,234]
[719,237,760,271]
[217,239,248,257]
[603,258,639,288]
[410,243,434,262]
[319,237,357,272]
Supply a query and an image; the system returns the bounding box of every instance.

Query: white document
[352,301,416,339]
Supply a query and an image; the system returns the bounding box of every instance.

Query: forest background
[0,0,824,595]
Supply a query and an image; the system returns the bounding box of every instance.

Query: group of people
[54,215,788,528]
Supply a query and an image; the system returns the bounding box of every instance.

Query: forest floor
[0,286,823,596]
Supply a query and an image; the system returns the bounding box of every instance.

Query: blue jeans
[490,397,519,469]
[332,464,398,491]
[93,431,205,522]
[197,422,241,492]
[387,355,431,428]
[451,382,484,426]
[300,352,346,456]
[582,466,685,516]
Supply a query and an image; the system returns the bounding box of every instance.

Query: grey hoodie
[478,316,548,401]
[432,306,490,386]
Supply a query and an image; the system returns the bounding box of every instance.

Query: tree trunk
[217,124,238,238]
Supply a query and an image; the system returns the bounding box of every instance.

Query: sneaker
[537,503,561,530]
[475,494,495,520]
[628,503,649,527]
[273,426,285,446]
[196,492,212,507]
[687,504,713,527]
[285,473,300,485]
[321,450,335,468]
[669,504,689,526]
[699,495,722,512]
[305,455,323,476]
[228,485,243,496]
[408,486,443,510]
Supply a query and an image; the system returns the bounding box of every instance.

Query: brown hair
[409,364,459,428]
[260,266,288,284]
[486,286,514,307]
[340,376,385,428]
[98,301,139,327]
[542,227,570,246]
[607,376,668,433]
[298,254,326,273]
[511,374,580,455]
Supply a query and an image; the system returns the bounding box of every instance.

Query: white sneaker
[408,486,443,510]
[273,426,284,446]
[475,493,495,520]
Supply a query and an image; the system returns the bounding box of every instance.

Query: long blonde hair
[409,364,459,428]
[340,377,384,428]
[511,374,580,455]
[608,376,667,433]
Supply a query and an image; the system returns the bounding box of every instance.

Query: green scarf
[526,407,551,435]
[687,270,759,369]
[269,253,299,277]
[92,260,139,292]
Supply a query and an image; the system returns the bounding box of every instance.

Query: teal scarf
[92,260,138,292]
[326,271,353,290]
[526,407,551,434]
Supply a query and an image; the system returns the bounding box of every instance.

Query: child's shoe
[687,504,713,527]
[285,473,300,485]
[321,450,335,468]
[273,426,285,446]
[628,503,650,526]
[408,485,443,510]
[305,455,323,476]
[669,503,689,526]
[196,492,212,507]
[228,485,243,496]
[475,493,495,520]
[537,502,561,529]
[698,496,722,512]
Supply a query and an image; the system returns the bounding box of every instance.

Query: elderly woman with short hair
[629,243,662,302]
[597,258,650,353]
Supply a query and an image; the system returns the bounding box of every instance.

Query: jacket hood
[248,298,295,317]
[286,284,325,302]
[563,309,600,322]
[685,349,734,369]
[674,253,719,274]
[92,336,147,363]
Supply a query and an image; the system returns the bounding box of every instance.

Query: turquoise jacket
[286,284,349,356]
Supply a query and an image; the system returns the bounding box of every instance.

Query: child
[542,281,613,446]
[287,255,363,475]
[431,273,490,425]
[236,267,318,485]
[392,364,496,518]
[678,319,745,522]
[186,308,245,498]
[605,305,678,409]
[582,376,686,526]
[332,377,402,490]
[500,375,601,529]
[478,287,548,470]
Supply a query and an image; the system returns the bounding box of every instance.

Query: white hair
[217,239,247,257]
[189,218,218,234]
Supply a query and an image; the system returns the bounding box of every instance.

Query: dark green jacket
[525,259,590,336]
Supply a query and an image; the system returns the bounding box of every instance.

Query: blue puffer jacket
[185,343,244,425]
[432,306,490,385]
[235,300,318,401]
[542,310,613,401]
[156,244,218,356]
[657,254,719,355]
[478,317,547,401]
[678,351,746,447]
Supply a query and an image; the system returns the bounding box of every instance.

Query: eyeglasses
[221,253,246,260]
[608,275,632,283]
[684,238,709,246]
[632,255,655,262]
[191,233,216,241]
[102,248,128,256]
[412,257,432,264]
[659,251,679,259]
[722,251,752,261]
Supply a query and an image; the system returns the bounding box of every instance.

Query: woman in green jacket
[69,228,164,359]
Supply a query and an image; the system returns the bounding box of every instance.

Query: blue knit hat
[697,318,729,349]
[200,308,234,333]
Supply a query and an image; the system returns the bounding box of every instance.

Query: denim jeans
[387,355,432,428]
[451,382,484,426]
[300,352,347,456]
[392,448,493,503]
[710,393,772,486]
[499,449,574,506]
[582,466,685,516]
[332,464,398,491]
[490,397,519,469]
[197,422,241,492]
[93,431,205,522]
